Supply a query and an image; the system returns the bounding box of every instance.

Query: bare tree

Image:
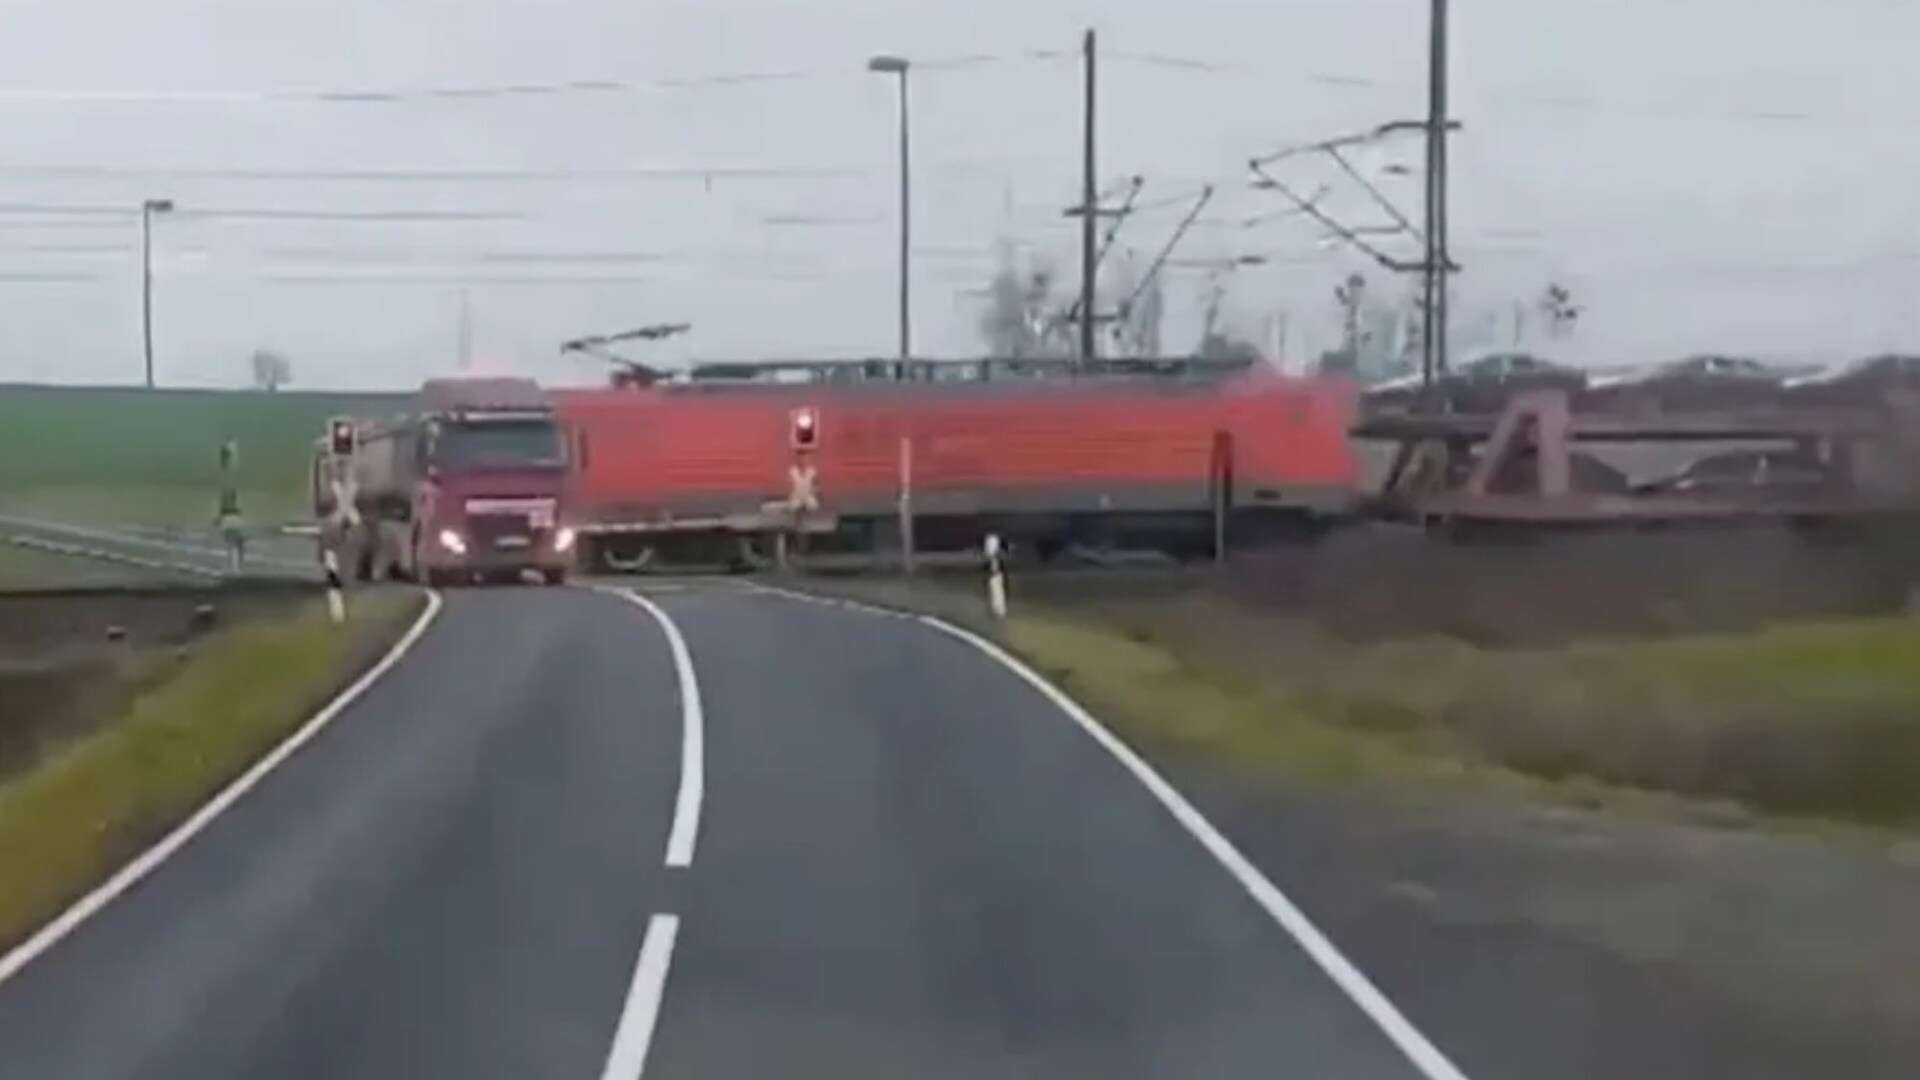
[1319,272,1370,374]
[249,348,292,392]
[976,238,1077,359]
[1196,330,1261,364]
[1105,251,1164,358]
[1337,273,1368,355]
[1127,273,1164,357]
[1538,282,1582,339]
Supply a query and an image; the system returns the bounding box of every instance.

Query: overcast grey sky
[0,0,1913,388]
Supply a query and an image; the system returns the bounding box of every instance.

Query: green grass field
[0,385,405,527]
[1030,602,1920,827]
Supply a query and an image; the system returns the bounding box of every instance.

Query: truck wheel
[424,568,456,589]
[541,568,568,586]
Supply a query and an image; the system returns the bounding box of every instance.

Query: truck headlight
[438,528,467,555]
[554,526,577,553]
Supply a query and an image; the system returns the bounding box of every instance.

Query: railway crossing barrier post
[984,533,1008,619]
[898,436,916,576]
[320,434,359,619]
[1210,430,1233,566]
[784,458,819,573]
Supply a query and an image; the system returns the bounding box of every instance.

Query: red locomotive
[554,361,1360,568]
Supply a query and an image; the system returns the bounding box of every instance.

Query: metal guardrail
[0,513,319,581]
[5,533,225,579]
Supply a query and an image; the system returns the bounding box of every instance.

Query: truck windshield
[433,420,564,468]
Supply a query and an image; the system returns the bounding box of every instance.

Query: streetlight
[141,198,174,390]
[866,55,910,372]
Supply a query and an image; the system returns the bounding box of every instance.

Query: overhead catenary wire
[1062,176,1145,325]
[0,52,1075,109]
[1120,185,1214,316]
[0,272,101,283]
[263,272,656,285]
[1323,145,1422,243]
[0,163,871,183]
[1249,163,1419,273]
[0,202,523,222]
[1105,48,1876,127]
[0,33,1793,340]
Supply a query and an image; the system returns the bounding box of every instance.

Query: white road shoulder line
[915,615,1471,1080]
[599,912,681,1080]
[0,589,446,986]
[737,579,910,619]
[598,587,704,868]
[735,580,1468,1080]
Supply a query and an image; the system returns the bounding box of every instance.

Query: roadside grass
[0,544,169,591]
[783,574,1920,831]
[0,652,177,780]
[0,589,422,951]
[1001,614,1438,788]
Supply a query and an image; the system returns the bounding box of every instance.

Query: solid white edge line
[736,579,906,619]
[734,580,1468,1080]
[914,615,1472,1080]
[598,912,681,1080]
[0,588,446,986]
[596,586,704,868]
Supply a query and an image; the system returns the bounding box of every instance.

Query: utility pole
[1079,28,1098,364]
[140,198,174,390]
[1421,0,1451,388]
[867,55,913,372]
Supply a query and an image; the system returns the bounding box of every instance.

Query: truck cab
[316,378,576,586]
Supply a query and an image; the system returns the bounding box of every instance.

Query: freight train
[553,360,1362,570]
[313,358,1916,581]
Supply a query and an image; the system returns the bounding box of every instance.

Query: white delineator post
[984,533,1007,619]
[323,549,346,623]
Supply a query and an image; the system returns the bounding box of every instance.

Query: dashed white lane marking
[598,912,681,1080]
[596,586,705,868]
[743,583,1473,1080]
[0,590,446,987]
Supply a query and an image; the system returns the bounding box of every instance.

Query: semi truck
[313,377,575,586]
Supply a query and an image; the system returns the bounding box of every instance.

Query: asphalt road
[0,582,1451,1079]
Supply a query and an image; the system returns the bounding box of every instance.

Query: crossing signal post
[321,418,360,622]
[776,407,823,570]
[216,438,245,573]
[328,417,357,459]
[789,407,819,451]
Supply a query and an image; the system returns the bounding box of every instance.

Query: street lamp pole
[867,56,911,372]
[1422,0,1451,387]
[141,198,174,390]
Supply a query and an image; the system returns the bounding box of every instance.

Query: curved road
[0,582,1454,1079]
